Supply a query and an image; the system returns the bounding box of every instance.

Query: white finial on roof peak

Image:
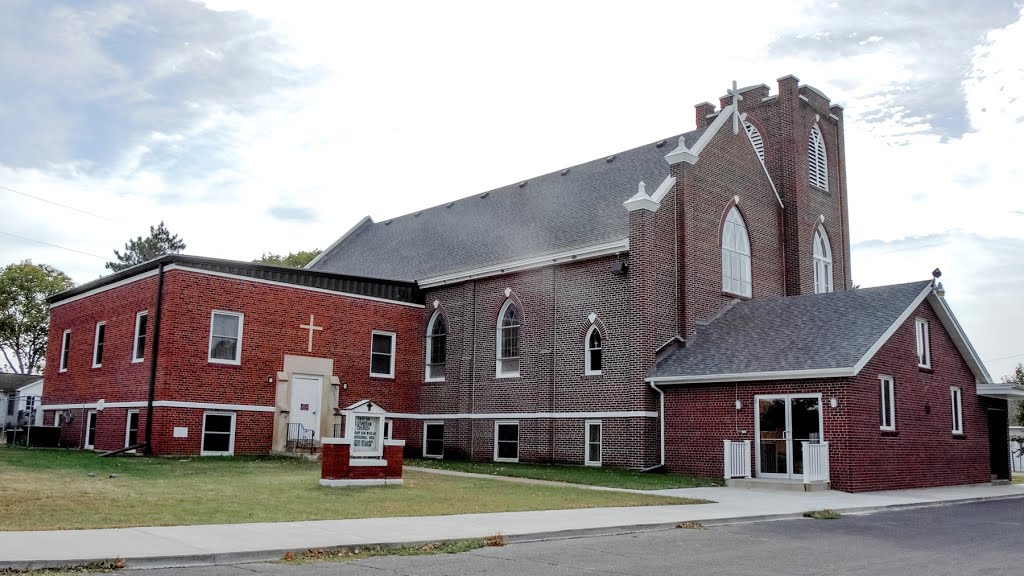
[638,181,646,195]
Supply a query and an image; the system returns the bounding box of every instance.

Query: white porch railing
[801,441,830,484]
[723,439,752,479]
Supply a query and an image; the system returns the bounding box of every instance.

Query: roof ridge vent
[446,202,454,208]
[605,155,616,163]
[384,219,392,225]
[560,168,570,176]
[480,192,489,199]
[413,211,421,217]
[655,139,667,148]
[518,180,528,188]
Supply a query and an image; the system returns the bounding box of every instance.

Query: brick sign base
[320,437,406,487]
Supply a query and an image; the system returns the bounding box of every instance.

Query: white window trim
[132,311,148,363]
[721,206,752,298]
[423,420,444,459]
[200,411,236,456]
[124,409,140,452]
[496,300,521,378]
[812,226,833,294]
[950,386,964,435]
[584,419,602,467]
[424,312,446,382]
[584,325,603,376]
[916,318,931,369]
[208,310,244,366]
[493,420,520,463]
[879,375,896,431]
[85,410,97,449]
[92,322,106,368]
[59,329,71,373]
[370,330,397,378]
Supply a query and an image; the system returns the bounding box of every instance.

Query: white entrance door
[289,375,322,440]
[755,394,822,479]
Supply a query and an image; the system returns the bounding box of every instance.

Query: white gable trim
[163,264,424,309]
[665,104,735,165]
[927,293,994,385]
[49,269,160,309]
[418,238,629,288]
[305,215,373,269]
[623,176,676,213]
[744,125,785,209]
[847,283,934,375]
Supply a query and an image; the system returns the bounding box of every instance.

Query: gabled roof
[648,281,944,384]
[308,131,705,282]
[0,373,43,394]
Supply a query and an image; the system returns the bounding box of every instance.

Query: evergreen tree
[106,222,186,272]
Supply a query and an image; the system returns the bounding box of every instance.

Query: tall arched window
[808,124,829,191]
[585,325,602,375]
[425,311,447,381]
[722,206,752,297]
[813,226,833,294]
[496,301,521,377]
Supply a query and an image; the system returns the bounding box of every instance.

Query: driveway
[107,499,1024,575]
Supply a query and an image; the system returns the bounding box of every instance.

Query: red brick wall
[844,299,992,491]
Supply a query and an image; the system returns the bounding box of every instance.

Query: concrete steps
[726,478,831,492]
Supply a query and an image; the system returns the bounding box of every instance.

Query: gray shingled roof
[650,281,933,381]
[0,373,42,393]
[309,131,705,281]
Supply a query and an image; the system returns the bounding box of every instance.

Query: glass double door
[756,395,822,479]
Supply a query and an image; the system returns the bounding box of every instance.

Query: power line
[0,184,113,221]
[983,351,1024,363]
[0,230,109,261]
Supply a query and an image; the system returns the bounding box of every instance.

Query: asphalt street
[103,499,1024,575]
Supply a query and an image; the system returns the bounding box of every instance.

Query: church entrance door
[289,374,322,440]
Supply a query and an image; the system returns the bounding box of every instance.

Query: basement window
[494,421,519,462]
[201,412,235,456]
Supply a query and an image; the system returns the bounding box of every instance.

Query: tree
[0,261,75,374]
[1002,363,1024,426]
[106,221,186,272]
[255,249,321,268]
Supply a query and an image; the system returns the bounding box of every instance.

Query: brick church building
[41,76,1021,491]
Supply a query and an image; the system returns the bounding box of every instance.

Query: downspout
[469,281,477,457]
[550,267,556,460]
[143,262,166,455]
[642,381,666,472]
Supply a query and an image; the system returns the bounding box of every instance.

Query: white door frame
[85,410,98,450]
[289,373,323,439]
[753,393,823,480]
[124,410,139,452]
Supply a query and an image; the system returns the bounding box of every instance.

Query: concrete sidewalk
[1,483,1021,570]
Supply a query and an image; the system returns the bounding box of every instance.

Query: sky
[1,0,1023,379]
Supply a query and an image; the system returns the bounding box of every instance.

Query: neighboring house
[1,373,44,430]
[41,76,1023,490]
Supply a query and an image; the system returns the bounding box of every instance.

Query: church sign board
[343,399,386,458]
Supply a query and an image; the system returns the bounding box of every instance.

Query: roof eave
[646,367,856,386]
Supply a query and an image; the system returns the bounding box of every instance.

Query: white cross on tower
[728,80,744,135]
[300,314,323,353]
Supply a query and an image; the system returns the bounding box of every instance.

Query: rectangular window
[5,396,13,416]
[85,410,98,449]
[125,410,140,450]
[585,420,602,466]
[201,412,235,455]
[424,421,444,458]
[92,322,106,368]
[494,421,519,462]
[208,311,243,365]
[370,331,396,378]
[384,419,393,440]
[59,330,71,372]
[915,318,931,368]
[951,387,964,434]
[879,376,896,431]
[133,312,148,363]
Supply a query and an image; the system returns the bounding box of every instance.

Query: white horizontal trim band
[42,401,275,413]
[418,239,629,288]
[49,270,160,309]
[164,265,424,309]
[385,410,658,420]
[647,367,855,385]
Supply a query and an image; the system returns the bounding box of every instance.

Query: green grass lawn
[0,448,702,531]
[405,458,722,490]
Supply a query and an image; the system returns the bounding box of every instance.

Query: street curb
[2,493,1021,571]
